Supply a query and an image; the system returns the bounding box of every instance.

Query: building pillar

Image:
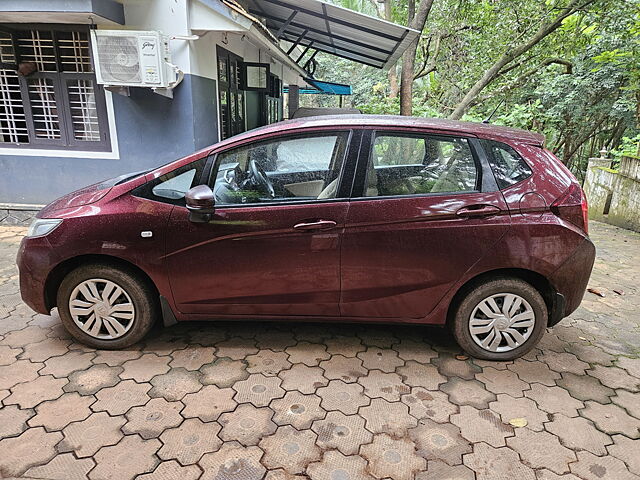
[288,85,299,118]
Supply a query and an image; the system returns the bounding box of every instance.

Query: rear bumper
[549,236,596,322]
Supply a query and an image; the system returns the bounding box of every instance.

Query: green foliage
[611,135,640,159]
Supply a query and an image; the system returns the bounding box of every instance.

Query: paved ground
[0,220,639,480]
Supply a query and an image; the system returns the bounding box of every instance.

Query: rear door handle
[293,220,337,231]
[456,204,502,218]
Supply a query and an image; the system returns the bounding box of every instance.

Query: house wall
[584,156,640,232]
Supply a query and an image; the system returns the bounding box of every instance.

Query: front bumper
[17,236,56,315]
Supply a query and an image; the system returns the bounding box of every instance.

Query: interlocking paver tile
[524,383,585,417]
[137,460,202,480]
[0,359,42,389]
[92,379,150,415]
[360,397,417,436]
[557,372,615,403]
[358,371,409,401]
[149,367,202,401]
[358,330,397,348]
[187,326,227,347]
[219,403,277,445]
[398,360,446,391]
[582,400,640,438]
[361,433,426,480]
[0,404,33,437]
[170,345,216,370]
[358,347,403,372]
[199,442,266,480]
[0,426,62,477]
[463,443,535,480]
[20,337,71,362]
[489,394,549,431]
[0,325,48,347]
[546,413,612,455]
[246,350,292,376]
[433,355,481,379]
[0,344,20,365]
[307,450,374,480]
[612,389,640,419]
[259,425,321,475]
[6,374,66,408]
[143,332,189,354]
[607,435,640,475]
[617,356,640,379]
[271,391,325,429]
[181,386,233,423]
[507,358,561,386]
[59,412,126,457]
[570,450,638,480]
[293,325,330,343]
[24,452,95,480]
[535,470,582,480]
[0,388,7,405]
[89,434,160,480]
[64,364,122,395]
[159,417,222,465]
[319,354,367,383]
[279,364,327,393]
[285,342,330,366]
[92,349,142,366]
[507,428,576,474]
[28,391,94,430]
[233,373,285,407]
[120,353,170,382]
[588,364,640,391]
[264,469,307,479]
[41,350,94,377]
[316,379,369,414]
[441,378,496,409]
[201,357,249,387]
[401,387,458,423]
[123,397,183,439]
[216,337,259,360]
[538,351,590,375]
[409,418,471,466]
[416,460,474,479]
[394,338,438,363]
[565,342,615,367]
[451,406,513,447]
[476,367,528,397]
[255,330,297,351]
[311,410,372,455]
[324,336,365,357]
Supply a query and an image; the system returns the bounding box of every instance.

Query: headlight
[26,219,63,238]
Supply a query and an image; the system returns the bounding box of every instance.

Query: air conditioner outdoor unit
[91,30,180,92]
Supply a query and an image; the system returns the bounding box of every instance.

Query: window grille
[0,26,109,151]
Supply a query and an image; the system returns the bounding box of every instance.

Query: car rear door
[165,129,360,317]
[340,129,510,321]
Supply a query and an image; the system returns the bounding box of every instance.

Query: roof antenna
[482,98,505,124]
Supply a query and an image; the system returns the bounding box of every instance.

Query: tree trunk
[449,0,595,120]
[388,67,399,98]
[400,0,435,115]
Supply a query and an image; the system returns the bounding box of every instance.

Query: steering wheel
[248,158,275,198]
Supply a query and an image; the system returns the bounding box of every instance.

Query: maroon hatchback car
[18,115,595,360]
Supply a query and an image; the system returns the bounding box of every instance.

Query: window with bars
[0,25,110,151]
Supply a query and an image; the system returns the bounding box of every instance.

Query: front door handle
[456,204,502,218]
[293,220,337,231]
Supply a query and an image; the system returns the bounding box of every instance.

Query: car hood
[38,170,148,217]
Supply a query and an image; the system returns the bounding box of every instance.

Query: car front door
[165,129,358,317]
[340,130,510,320]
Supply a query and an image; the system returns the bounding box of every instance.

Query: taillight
[551,182,589,234]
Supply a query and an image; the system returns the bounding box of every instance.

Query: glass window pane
[0,70,28,144]
[487,141,533,189]
[366,135,477,197]
[213,133,349,205]
[67,79,101,141]
[28,78,61,139]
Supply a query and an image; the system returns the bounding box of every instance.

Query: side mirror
[185,185,215,223]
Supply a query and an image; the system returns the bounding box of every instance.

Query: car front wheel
[57,264,157,349]
[451,277,547,361]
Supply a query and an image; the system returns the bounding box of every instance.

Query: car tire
[451,277,547,361]
[57,264,157,349]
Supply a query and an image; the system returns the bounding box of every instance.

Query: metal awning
[303,78,352,95]
[245,0,420,70]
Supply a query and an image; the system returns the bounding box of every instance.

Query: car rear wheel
[57,264,157,349]
[451,277,547,360]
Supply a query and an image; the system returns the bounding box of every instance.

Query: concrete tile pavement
[0,221,639,479]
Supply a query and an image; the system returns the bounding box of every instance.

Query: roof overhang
[244,0,420,70]
[0,0,125,25]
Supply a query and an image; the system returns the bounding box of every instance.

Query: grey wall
[0,74,219,205]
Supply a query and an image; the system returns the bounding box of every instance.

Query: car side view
[17,115,595,360]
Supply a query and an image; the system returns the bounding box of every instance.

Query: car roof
[213,114,546,150]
